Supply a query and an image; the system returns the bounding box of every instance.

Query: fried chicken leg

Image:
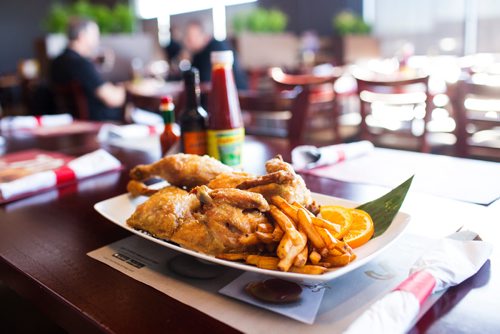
[128,154,232,196]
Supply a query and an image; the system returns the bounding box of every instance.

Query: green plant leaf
[356,175,414,238]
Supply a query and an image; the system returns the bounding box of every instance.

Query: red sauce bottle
[207,51,244,167]
[159,96,180,156]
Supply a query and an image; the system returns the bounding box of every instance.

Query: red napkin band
[394,271,436,305]
[337,149,346,162]
[54,166,77,185]
[148,125,158,135]
[35,116,43,127]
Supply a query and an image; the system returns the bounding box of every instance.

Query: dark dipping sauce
[245,278,303,304]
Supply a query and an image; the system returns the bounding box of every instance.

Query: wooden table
[0,132,498,333]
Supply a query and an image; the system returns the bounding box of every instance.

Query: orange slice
[342,209,374,248]
[319,206,353,239]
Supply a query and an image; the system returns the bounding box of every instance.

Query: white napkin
[344,231,493,334]
[291,141,374,171]
[0,149,121,201]
[131,108,163,126]
[98,124,163,141]
[0,114,73,130]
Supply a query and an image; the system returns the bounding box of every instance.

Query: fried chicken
[126,154,318,255]
[206,171,254,189]
[128,154,232,196]
[126,185,270,254]
[236,155,317,213]
[130,153,232,188]
[193,186,270,252]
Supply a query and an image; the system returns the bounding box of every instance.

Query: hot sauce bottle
[159,96,180,156]
[207,51,244,167]
[179,68,208,155]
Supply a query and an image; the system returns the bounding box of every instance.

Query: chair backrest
[453,77,500,157]
[269,67,342,144]
[53,82,89,120]
[353,71,430,92]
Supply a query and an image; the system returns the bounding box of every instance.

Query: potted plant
[331,11,379,65]
[232,8,299,70]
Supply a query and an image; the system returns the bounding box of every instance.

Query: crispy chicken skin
[237,155,316,212]
[127,185,270,254]
[127,186,200,240]
[193,186,270,252]
[127,186,225,254]
[129,154,232,189]
[206,171,253,189]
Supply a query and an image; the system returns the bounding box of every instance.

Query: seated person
[51,17,125,121]
[184,20,248,90]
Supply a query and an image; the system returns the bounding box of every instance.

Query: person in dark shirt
[183,21,248,90]
[51,18,125,121]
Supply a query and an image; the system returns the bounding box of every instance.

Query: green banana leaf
[356,175,414,238]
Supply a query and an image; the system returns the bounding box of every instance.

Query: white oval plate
[94,190,410,283]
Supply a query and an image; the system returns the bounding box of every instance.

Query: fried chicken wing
[207,171,253,189]
[237,155,317,213]
[129,154,232,189]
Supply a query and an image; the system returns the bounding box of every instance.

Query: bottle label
[182,131,207,155]
[207,128,244,166]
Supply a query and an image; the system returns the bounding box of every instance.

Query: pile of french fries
[217,196,356,275]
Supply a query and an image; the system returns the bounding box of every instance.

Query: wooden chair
[452,77,500,160]
[53,82,89,120]
[353,70,432,152]
[269,67,343,145]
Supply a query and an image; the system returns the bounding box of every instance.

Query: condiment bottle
[179,68,208,155]
[159,96,180,156]
[207,51,244,167]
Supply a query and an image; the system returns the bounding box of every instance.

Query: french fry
[257,222,274,233]
[216,253,249,261]
[269,205,295,231]
[323,253,351,267]
[309,250,321,265]
[246,255,280,270]
[292,202,314,216]
[297,209,326,250]
[271,196,299,222]
[239,233,259,246]
[293,243,308,267]
[315,226,339,252]
[246,255,260,265]
[257,257,280,270]
[276,231,306,272]
[256,231,274,244]
[290,265,328,275]
[270,206,302,246]
[311,216,341,235]
[271,225,284,242]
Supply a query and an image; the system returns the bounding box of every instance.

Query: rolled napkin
[98,124,163,141]
[131,108,163,126]
[0,149,121,201]
[344,230,493,334]
[0,114,73,130]
[291,141,374,171]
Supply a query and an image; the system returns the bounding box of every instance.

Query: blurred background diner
[0,0,499,162]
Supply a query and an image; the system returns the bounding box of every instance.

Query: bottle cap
[161,96,173,104]
[211,50,234,65]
